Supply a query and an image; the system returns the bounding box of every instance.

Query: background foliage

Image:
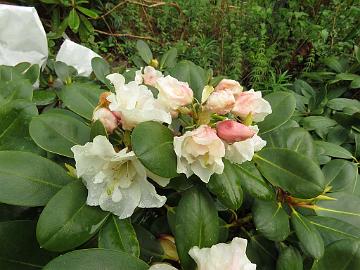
[1,0,360,269]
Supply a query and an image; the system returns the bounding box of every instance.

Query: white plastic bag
[0,4,48,67]
[56,39,101,77]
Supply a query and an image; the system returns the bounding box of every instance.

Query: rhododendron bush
[1,41,360,270]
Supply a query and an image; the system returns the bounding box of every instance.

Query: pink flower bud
[93,108,119,134]
[216,120,255,143]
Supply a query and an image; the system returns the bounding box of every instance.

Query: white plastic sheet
[56,39,101,77]
[0,4,48,67]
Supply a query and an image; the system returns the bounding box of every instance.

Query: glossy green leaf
[312,239,360,270]
[258,91,296,134]
[207,159,243,210]
[29,109,90,157]
[91,57,110,85]
[54,61,71,83]
[301,116,337,131]
[0,220,56,269]
[253,200,290,241]
[322,159,357,192]
[327,98,360,112]
[23,64,40,84]
[315,141,354,159]
[169,60,208,101]
[90,120,107,140]
[68,9,80,32]
[276,246,303,270]
[307,216,360,245]
[134,224,164,263]
[246,235,277,270]
[262,127,316,160]
[175,186,219,270]
[37,181,109,252]
[0,151,72,206]
[291,211,324,259]
[0,78,33,105]
[43,249,148,270]
[98,215,140,257]
[254,148,325,198]
[136,40,153,64]
[316,191,360,228]
[32,90,57,106]
[57,82,103,119]
[233,161,274,200]
[323,56,346,73]
[0,100,39,152]
[76,6,98,18]
[131,121,178,178]
[160,47,177,69]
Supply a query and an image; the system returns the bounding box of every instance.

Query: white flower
[189,237,256,270]
[155,75,193,111]
[204,89,235,115]
[106,73,171,130]
[71,135,168,219]
[225,126,266,164]
[232,89,272,122]
[215,79,243,96]
[174,125,225,183]
[148,264,177,270]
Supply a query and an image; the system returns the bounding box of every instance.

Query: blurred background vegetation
[10,0,360,91]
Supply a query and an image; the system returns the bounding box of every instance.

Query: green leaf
[327,98,360,113]
[76,6,98,18]
[258,92,296,134]
[254,148,325,198]
[90,120,107,140]
[169,60,208,101]
[301,116,337,131]
[315,141,354,159]
[233,162,274,200]
[91,57,111,85]
[322,159,357,192]
[253,200,290,241]
[37,181,109,252]
[262,127,316,160]
[98,215,140,257]
[312,239,360,270]
[160,47,177,69]
[68,9,80,32]
[0,151,72,206]
[43,249,149,270]
[29,109,90,157]
[0,77,33,105]
[134,224,164,263]
[136,40,153,64]
[350,77,360,89]
[207,159,243,210]
[316,191,360,228]
[0,100,40,153]
[54,61,71,83]
[276,246,303,270]
[307,216,360,245]
[175,186,219,270]
[131,121,178,178]
[291,211,324,259]
[23,64,40,84]
[33,90,57,106]
[0,220,56,269]
[57,82,103,120]
[246,235,277,270]
[323,57,346,73]
[335,73,360,81]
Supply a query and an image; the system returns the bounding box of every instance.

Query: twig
[98,1,128,19]
[94,29,161,44]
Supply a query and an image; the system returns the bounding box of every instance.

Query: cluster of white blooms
[174,79,271,183]
[72,66,271,217]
